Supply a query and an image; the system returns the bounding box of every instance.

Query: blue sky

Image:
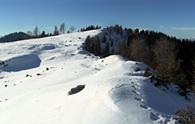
[0,0,194,38]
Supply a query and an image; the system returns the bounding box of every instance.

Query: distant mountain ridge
[0,32,31,43]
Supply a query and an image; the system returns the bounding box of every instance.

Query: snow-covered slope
[0,30,194,124]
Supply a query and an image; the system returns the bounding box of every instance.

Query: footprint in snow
[150,112,160,121]
[131,85,141,91]
[132,89,140,95]
[134,97,143,102]
[94,68,101,71]
[140,103,150,110]
[65,44,70,47]
[70,53,75,56]
[131,82,140,89]
[80,64,90,68]
[131,85,137,90]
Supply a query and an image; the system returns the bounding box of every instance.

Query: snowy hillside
[0,30,194,124]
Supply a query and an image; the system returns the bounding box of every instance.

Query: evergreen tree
[40,31,46,37]
[192,56,195,92]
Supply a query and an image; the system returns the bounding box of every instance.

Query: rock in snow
[68,85,85,95]
[0,30,194,124]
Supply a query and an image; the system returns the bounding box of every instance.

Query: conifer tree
[40,31,46,37]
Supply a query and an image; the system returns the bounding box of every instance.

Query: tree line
[30,24,101,38]
[80,25,101,32]
[84,25,195,96]
[28,23,76,38]
[0,24,102,43]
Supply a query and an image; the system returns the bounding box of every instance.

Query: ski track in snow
[0,30,194,124]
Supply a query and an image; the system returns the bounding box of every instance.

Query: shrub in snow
[144,68,153,77]
[175,106,195,124]
[84,36,101,56]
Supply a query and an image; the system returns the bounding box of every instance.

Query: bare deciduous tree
[68,26,76,33]
[33,26,39,37]
[53,26,59,36]
[153,38,178,82]
[130,38,152,64]
[60,23,65,34]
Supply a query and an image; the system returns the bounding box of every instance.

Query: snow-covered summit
[0,30,194,124]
